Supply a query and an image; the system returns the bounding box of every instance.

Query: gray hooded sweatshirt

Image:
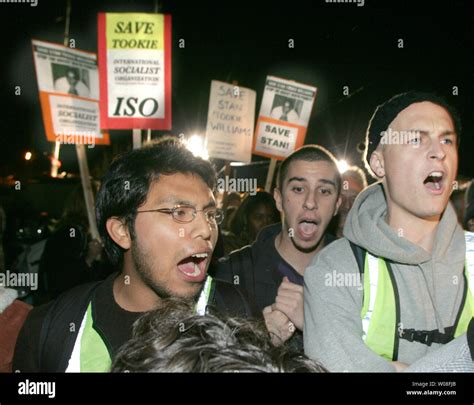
[304,183,467,372]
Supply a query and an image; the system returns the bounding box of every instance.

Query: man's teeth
[425,171,443,190]
[191,253,208,258]
[429,171,443,178]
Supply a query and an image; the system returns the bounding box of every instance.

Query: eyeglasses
[136,205,224,225]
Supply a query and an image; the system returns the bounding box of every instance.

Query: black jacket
[212,224,337,352]
[213,224,304,312]
[13,272,255,372]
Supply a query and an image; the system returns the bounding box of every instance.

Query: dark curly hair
[111,298,326,373]
[95,137,216,268]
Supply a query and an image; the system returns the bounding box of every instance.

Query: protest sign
[253,76,317,160]
[31,39,110,146]
[98,12,172,130]
[205,81,256,163]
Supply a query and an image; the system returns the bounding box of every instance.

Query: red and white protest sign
[31,39,110,145]
[253,76,317,160]
[98,12,172,130]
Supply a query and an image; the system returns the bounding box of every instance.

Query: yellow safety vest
[65,275,214,372]
[360,232,474,361]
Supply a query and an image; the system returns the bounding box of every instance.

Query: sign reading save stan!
[205,81,256,163]
[98,13,171,130]
[253,76,317,160]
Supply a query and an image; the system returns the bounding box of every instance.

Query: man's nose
[428,139,446,161]
[303,192,318,210]
[190,211,213,240]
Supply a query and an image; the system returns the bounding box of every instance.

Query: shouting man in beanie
[304,91,474,372]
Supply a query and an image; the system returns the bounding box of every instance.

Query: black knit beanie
[365,91,462,168]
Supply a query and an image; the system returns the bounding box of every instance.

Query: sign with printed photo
[98,12,172,130]
[253,76,317,159]
[31,39,110,145]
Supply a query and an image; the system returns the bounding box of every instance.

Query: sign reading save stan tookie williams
[98,13,172,130]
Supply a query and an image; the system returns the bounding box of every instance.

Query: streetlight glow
[186,134,209,160]
[337,159,349,174]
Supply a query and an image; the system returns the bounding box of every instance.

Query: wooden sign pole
[75,144,100,240]
[63,0,100,241]
[265,158,277,192]
[133,129,142,149]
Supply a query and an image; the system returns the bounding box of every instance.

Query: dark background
[0,0,472,178]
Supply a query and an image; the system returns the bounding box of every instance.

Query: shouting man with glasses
[13,137,255,372]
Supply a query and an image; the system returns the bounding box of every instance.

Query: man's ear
[369,149,386,179]
[106,217,132,250]
[334,195,343,216]
[273,188,283,213]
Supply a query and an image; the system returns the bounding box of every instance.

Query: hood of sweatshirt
[343,183,463,265]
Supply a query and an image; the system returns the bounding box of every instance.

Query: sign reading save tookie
[98,13,171,130]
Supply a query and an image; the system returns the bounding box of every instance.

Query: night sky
[0,0,472,179]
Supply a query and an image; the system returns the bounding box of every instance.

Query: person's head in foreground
[96,137,222,311]
[364,91,461,230]
[111,298,326,373]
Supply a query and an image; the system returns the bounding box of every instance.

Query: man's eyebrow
[408,129,457,136]
[440,130,457,136]
[287,177,308,183]
[155,197,216,209]
[408,129,429,135]
[287,177,336,188]
[319,179,337,188]
[203,200,217,210]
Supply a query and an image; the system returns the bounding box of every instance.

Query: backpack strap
[349,241,366,276]
[38,281,102,372]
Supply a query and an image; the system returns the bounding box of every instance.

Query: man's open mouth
[296,218,320,239]
[423,170,445,193]
[177,252,209,282]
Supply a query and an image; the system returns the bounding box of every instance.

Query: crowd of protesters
[1,91,473,373]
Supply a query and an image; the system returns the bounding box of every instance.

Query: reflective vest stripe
[66,275,214,372]
[65,307,87,372]
[454,232,474,337]
[195,275,213,315]
[466,232,474,292]
[362,256,398,360]
[361,253,379,340]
